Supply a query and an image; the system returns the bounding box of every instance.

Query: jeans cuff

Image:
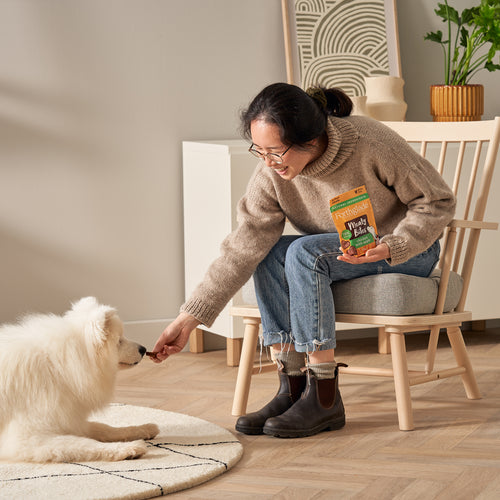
[263,331,293,347]
[294,338,337,353]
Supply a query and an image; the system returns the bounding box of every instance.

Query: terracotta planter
[430,84,484,122]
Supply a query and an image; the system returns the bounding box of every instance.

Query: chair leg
[425,325,441,374]
[446,326,481,400]
[231,318,261,416]
[389,332,414,431]
[378,327,390,354]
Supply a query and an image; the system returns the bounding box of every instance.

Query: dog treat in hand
[145,351,157,358]
[330,185,379,257]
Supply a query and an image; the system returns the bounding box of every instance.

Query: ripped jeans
[253,233,440,353]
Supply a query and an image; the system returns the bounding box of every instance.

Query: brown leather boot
[262,364,346,438]
[235,362,307,435]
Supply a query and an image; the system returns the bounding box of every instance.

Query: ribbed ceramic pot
[430,84,484,121]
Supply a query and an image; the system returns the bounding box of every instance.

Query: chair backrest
[382,118,500,314]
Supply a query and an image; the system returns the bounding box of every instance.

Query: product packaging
[330,185,379,257]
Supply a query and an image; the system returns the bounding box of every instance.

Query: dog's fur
[0,297,159,463]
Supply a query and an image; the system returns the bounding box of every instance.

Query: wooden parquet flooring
[114,328,500,499]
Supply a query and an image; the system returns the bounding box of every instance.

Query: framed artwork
[281,0,402,96]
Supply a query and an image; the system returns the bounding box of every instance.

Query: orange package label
[329,185,379,257]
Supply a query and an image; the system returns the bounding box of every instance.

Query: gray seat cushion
[333,269,463,315]
[241,269,463,316]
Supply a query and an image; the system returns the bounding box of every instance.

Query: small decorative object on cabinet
[424,0,500,121]
[365,75,407,121]
[350,95,370,117]
[430,84,484,121]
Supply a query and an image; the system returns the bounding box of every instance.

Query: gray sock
[307,362,337,380]
[274,350,306,376]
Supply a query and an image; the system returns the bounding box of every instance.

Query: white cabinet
[183,140,257,351]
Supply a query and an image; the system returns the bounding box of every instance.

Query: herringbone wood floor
[114,327,500,499]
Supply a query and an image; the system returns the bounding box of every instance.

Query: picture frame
[281,0,402,96]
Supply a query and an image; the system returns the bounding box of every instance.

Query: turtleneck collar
[300,117,359,178]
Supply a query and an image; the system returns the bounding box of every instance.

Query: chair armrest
[448,219,499,230]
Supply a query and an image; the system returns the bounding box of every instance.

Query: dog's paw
[121,440,148,460]
[139,423,160,440]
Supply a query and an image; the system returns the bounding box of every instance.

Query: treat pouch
[330,185,379,257]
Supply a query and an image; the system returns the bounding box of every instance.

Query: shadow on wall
[0,225,133,323]
[0,78,111,163]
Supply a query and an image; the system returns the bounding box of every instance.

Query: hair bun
[306,87,327,110]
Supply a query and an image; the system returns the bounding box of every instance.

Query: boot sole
[263,417,345,438]
[235,423,264,435]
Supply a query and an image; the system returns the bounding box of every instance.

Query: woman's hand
[149,312,201,363]
[337,242,390,265]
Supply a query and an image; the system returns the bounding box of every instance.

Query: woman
[151,83,455,438]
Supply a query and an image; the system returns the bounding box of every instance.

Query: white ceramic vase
[365,76,407,121]
[350,95,369,117]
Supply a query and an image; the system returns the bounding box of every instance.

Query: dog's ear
[86,306,117,345]
[68,297,117,345]
[70,296,100,313]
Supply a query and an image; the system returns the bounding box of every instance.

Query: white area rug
[0,404,243,499]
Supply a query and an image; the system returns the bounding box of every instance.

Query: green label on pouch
[330,193,370,212]
[351,233,375,248]
[341,229,352,240]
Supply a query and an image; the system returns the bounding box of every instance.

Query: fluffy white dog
[0,297,159,463]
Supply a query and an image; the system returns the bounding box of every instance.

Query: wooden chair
[230,117,500,431]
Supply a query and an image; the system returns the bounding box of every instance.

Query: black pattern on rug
[0,405,243,499]
[0,439,240,497]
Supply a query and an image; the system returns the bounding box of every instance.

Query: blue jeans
[253,233,440,353]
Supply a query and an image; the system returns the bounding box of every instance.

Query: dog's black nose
[139,345,146,356]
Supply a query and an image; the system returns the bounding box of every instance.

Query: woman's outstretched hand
[337,242,390,265]
[148,312,201,363]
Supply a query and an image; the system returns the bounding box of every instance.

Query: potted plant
[424,0,500,121]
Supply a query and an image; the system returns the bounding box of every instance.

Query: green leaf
[485,60,500,71]
[427,0,500,83]
[462,8,476,25]
[424,30,445,43]
[460,26,469,46]
[435,3,460,24]
[488,44,499,59]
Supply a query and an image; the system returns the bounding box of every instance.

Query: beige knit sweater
[182,116,456,327]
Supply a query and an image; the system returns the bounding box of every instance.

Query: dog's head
[66,297,146,369]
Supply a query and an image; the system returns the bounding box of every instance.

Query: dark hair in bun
[240,83,352,146]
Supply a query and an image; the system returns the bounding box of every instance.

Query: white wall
[0,0,285,345]
[1,0,498,346]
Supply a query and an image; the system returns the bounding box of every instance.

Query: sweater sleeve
[181,168,286,327]
[376,136,456,266]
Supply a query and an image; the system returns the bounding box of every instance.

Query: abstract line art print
[283,0,401,96]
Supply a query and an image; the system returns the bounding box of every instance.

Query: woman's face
[250,120,320,181]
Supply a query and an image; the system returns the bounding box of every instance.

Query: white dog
[0,297,159,463]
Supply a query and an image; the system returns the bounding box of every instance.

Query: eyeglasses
[248,144,292,164]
